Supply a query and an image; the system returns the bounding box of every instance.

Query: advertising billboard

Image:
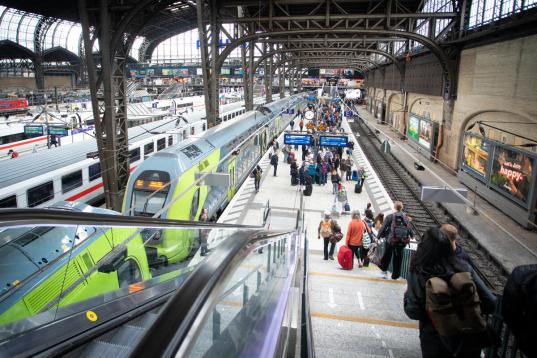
[490,146,534,205]
[419,120,433,149]
[462,134,490,179]
[407,115,419,142]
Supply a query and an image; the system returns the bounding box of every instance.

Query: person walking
[330,169,340,194]
[364,203,374,221]
[270,152,279,176]
[252,165,262,193]
[344,156,353,180]
[378,201,412,280]
[345,211,367,268]
[318,211,338,260]
[299,118,304,132]
[289,119,295,131]
[404,227,497,358]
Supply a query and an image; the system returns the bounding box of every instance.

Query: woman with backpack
[404,227,497,358]
[318,211,338,260]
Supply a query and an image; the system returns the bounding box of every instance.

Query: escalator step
[81,340,130,358]
[130,312,159,328]
[110,325,146,346]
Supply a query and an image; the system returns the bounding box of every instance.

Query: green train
[0,94,304,326]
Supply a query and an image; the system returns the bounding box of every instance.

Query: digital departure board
[319,135,348,147]
[284,133,312,146]
[24,125,44,136]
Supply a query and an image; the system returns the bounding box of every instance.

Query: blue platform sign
[319,135,348,147]
[284,133,312,146]
[287,108,295,114]
[344,110,353,117]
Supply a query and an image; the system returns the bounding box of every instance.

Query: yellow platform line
[310,271,407,285]
[311,311,419,329]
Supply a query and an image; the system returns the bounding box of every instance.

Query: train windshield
[131,170,171,217]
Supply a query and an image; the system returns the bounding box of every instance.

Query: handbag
[367,241,382,267]
[329,232,343,244]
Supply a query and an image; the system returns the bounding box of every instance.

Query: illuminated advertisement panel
[490,146,534,205]
[462,134,490,179]
[419,120,433,150]
[407,115,419,142]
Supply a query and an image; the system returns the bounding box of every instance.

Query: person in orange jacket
[345,211,370,268]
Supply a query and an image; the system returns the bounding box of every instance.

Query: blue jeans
[332,182,338,194]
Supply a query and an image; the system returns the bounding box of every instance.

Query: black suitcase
[354,183,362,194]
[303,184,312,196]
[291,175,298,186]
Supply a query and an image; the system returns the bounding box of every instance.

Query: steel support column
[196,0,220,127]
[78,0,131,211]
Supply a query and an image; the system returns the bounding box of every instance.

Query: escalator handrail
[130,229,295,358]
[0,208,262,230]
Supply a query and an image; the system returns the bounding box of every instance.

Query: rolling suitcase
[338,246,353,270]
[354,183,362,193]
[291,174,298,186]
[352,170,358,181]
[344,202,351,212]
[303,184,312,196]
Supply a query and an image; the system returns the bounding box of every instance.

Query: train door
[227,158,237,201]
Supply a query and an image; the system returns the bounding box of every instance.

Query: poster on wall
[419,120,433,149]
[490,146,534,205]
[196,68,203,75]
[407,115,419,142]
[462,134,490,179]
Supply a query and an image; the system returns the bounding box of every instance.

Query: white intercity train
[0,99,264,209]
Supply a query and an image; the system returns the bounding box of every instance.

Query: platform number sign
[287,108,295,114]
[344,110,353,117]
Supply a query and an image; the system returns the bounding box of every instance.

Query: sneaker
[329,255,334,260]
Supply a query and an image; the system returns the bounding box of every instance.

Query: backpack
[389,212,410,246]
[426,272,487,337]
[255,169,262,180]
[270,155,277,165]
[319,219,332,238]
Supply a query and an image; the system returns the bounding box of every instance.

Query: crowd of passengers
[252,101,537,358]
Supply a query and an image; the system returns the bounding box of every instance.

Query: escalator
[0,204,314,357]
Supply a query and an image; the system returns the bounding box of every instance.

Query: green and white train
[122,94,305,265]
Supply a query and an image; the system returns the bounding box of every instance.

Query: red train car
[0,98,29,116]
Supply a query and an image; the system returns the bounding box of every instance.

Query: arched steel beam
[253,48,400,76]
[216,29,455,98]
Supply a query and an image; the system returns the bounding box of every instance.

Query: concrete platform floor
[218,121,421,357]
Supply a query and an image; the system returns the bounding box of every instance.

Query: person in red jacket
[345,211,367,268]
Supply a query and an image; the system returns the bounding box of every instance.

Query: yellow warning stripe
[311,311,419,329]
[309,271,407,285]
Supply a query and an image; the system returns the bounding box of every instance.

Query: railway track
[349,113,508,292]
